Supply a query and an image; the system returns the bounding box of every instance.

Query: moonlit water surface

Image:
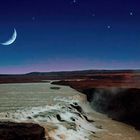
[0,83,81,112]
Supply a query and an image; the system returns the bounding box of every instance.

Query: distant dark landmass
[0,69,140,85]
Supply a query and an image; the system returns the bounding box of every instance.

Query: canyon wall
[82,88,140,130]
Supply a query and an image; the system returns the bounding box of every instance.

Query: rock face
[52,72,140,130]
[82,88,140,130]
[0,122,46,140]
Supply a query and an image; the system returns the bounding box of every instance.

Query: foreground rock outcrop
[0,122,46,140]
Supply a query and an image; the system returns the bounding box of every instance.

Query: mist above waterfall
[82,87,140,130]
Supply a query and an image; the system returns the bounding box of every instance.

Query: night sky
[0,0,140,74]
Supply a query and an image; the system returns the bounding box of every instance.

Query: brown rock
[0,122,46,140]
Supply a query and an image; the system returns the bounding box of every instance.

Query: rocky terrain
[0,70,140,85]
[51,70,140,130]
[0,122,46,140]
[0,70,140,139]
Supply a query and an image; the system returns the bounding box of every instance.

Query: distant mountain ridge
[25,69,140,76]
[0,69,140,77]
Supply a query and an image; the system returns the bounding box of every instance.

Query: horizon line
[0,68,140,75]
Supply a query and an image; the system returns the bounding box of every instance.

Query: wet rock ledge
[0,122,46,140]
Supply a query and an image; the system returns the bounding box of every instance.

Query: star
[73,0,76,3]
[130,12,133,16]
[107,25,111,29]
[92,13,95,17]
[71,0,79,7]
[32,16,35,20]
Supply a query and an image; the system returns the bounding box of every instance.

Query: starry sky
[0,0,140,74]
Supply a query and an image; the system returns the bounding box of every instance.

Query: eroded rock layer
[0,122,46,140]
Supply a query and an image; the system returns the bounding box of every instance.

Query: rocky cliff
[0,122,46,140]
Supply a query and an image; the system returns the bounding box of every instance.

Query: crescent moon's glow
[1,28,17,46]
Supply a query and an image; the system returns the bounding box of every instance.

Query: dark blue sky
[0,0,140,74]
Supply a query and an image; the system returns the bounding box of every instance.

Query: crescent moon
[1,28,17,46]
